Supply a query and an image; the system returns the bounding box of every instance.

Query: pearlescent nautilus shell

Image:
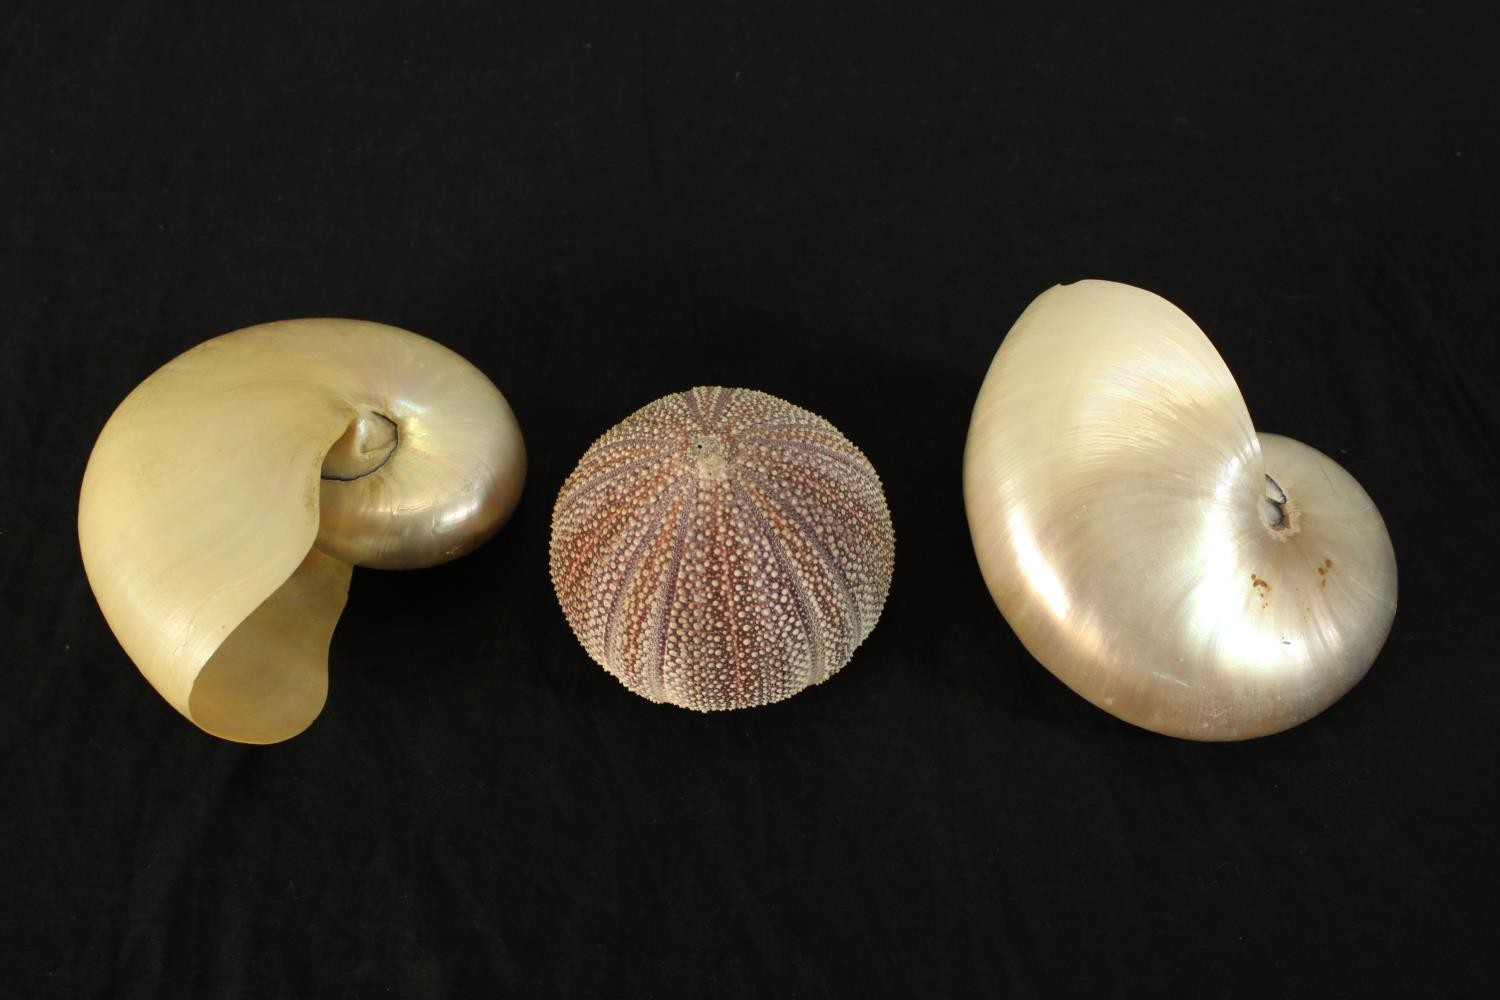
[550,387,894,711]
[78,319,526,744]
[964,280,1397,740]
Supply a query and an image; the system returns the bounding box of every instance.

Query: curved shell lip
[964,280,1398,741]
[180,546,353,744]
[550,385,896,713]
[78,316,527,743]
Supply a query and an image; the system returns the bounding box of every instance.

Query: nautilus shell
[550,387,894,711]
[964,280,1397,740]
[78,319,525,743]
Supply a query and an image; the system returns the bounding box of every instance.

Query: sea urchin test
[964,280,1397,740]
[78,319,526,744]
[551,387,894,710]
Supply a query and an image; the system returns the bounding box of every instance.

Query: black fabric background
[3,2,1497,996]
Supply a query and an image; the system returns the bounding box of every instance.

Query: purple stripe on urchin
[738,465,862,644]
[550,386,895,712]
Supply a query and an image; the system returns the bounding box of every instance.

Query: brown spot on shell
[549,387,895,711]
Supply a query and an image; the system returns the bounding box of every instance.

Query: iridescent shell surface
[551,387,895,710]
[78,319,526,743]
[964,281,1398,740]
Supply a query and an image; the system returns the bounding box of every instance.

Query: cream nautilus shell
[550,387,894,711]
[964,280,1397,740]
[78,319,526,744]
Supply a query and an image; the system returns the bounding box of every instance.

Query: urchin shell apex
[550,387,895,710]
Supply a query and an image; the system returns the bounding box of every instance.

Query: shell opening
[185,547,351,744]
[321,410,399,481]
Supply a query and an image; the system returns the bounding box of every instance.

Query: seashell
[550,386,894,710]
[78,319,525,743]
[964,280,1398,740]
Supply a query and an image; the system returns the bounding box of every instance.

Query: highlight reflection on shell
[78,319,526,744]
[551,387,894,710]
[964,280,1397,740]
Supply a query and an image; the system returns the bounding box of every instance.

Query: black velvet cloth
[3,2,1496,996]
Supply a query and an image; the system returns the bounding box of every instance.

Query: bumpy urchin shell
[550,386,895,710]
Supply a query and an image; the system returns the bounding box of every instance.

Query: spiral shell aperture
[78,319,526,743]
[963,280,1398,740]
[550,387,895,711]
